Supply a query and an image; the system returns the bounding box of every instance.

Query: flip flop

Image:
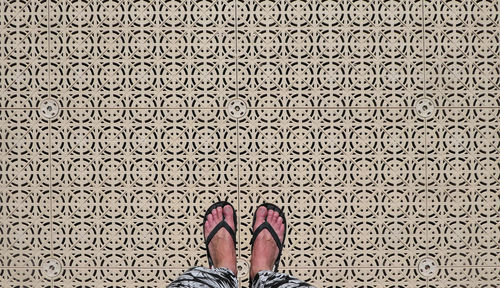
[202,201,237,269]
[250,203,287,272]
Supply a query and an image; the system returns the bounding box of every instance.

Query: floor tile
[0,110,52,267]
[47,0,237,109]
[0,0,499,287]
[0,1,50,108]
[49,109,238,268]
[238,108,428,270]
[424,0,500,107]
[426,108,500,267]
[0,268,50,287]
[427,266,499,288]
[235,0,425,108]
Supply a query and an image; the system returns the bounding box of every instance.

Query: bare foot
[204,205,237,276]
[249,206,285,280]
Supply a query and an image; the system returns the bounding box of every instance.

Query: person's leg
[168,204,238,288]
[249,206,314,288]
[168,266,238,288]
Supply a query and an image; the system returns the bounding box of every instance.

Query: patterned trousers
[168,266,315,288]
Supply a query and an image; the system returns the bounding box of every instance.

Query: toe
[254,206,268,229]
[272,210,279,222]
[204,219,210,231]
[211,208,218,221]
[216,207,223,221]
[205,214,214,238]
[266,209,274,223]
[223,205,235,231]
[278,223,285,241]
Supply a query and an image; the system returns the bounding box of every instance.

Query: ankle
[250,262,272,279]
[250,267,272,281]
[215,260,237,277]
[226,264,238,277]
[250,268,259,281]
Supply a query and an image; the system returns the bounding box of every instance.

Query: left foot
[204,205,237,276]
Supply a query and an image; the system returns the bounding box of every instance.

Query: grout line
[286,266,418,270]
[1,106,500,111]
[0,267,42,269]
[0,265,490,270]
[248,106,416,110]
[236,118,241,259]
[234,0,242,260]
[420,0,427,101]
[234,0,239,99]
[434,106,500,109]
[45,27,236,31]
[46,0,54,266]
[420,0,430,267]
[0,108,39,110]
[284,265,500,270]
[48,118,53,255]
[58,267,198,270]
[424,117,429,259]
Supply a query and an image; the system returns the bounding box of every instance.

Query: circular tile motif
[418,257,437,278]
[40,98,59,119]
[227,99,247,119]
[42,258,62,278]
[236,258,250,278]
[415,98,435,118]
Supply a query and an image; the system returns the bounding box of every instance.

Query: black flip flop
[202,201,237,268]
[250,203,287,272]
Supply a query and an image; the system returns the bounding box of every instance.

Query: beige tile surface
[46,0,237,109]
[426,108,500,266]
[238,109,427,269]
[423,1,500,107]
[0,268,49,287]
[0,0,499,287]
[235,0,425,108]
[49,109,238,268]
[0,1,49,108]
[0,110,51,267]
[427,266,500,288]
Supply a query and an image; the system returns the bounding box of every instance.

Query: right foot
[204,205,238,276]
[249,206,286,280]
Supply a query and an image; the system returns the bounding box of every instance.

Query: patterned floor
[1,0,499,287]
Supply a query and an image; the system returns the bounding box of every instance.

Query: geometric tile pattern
[238,108,427,270]
[0,110,51,268]
[47,0,237,109]
[0,1,50,109]
[0,269,49,287]
[0,1,499,287]
[236,0,425,108]
[424,1,500,107]
[50,109,238,268]
[426,108,500,267]
[428,267,500,288]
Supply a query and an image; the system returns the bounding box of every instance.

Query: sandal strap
[206,220,236,247]
[250,221,283,252]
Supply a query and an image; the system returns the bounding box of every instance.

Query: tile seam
[234,0,242,260]
[1,265,494,270]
